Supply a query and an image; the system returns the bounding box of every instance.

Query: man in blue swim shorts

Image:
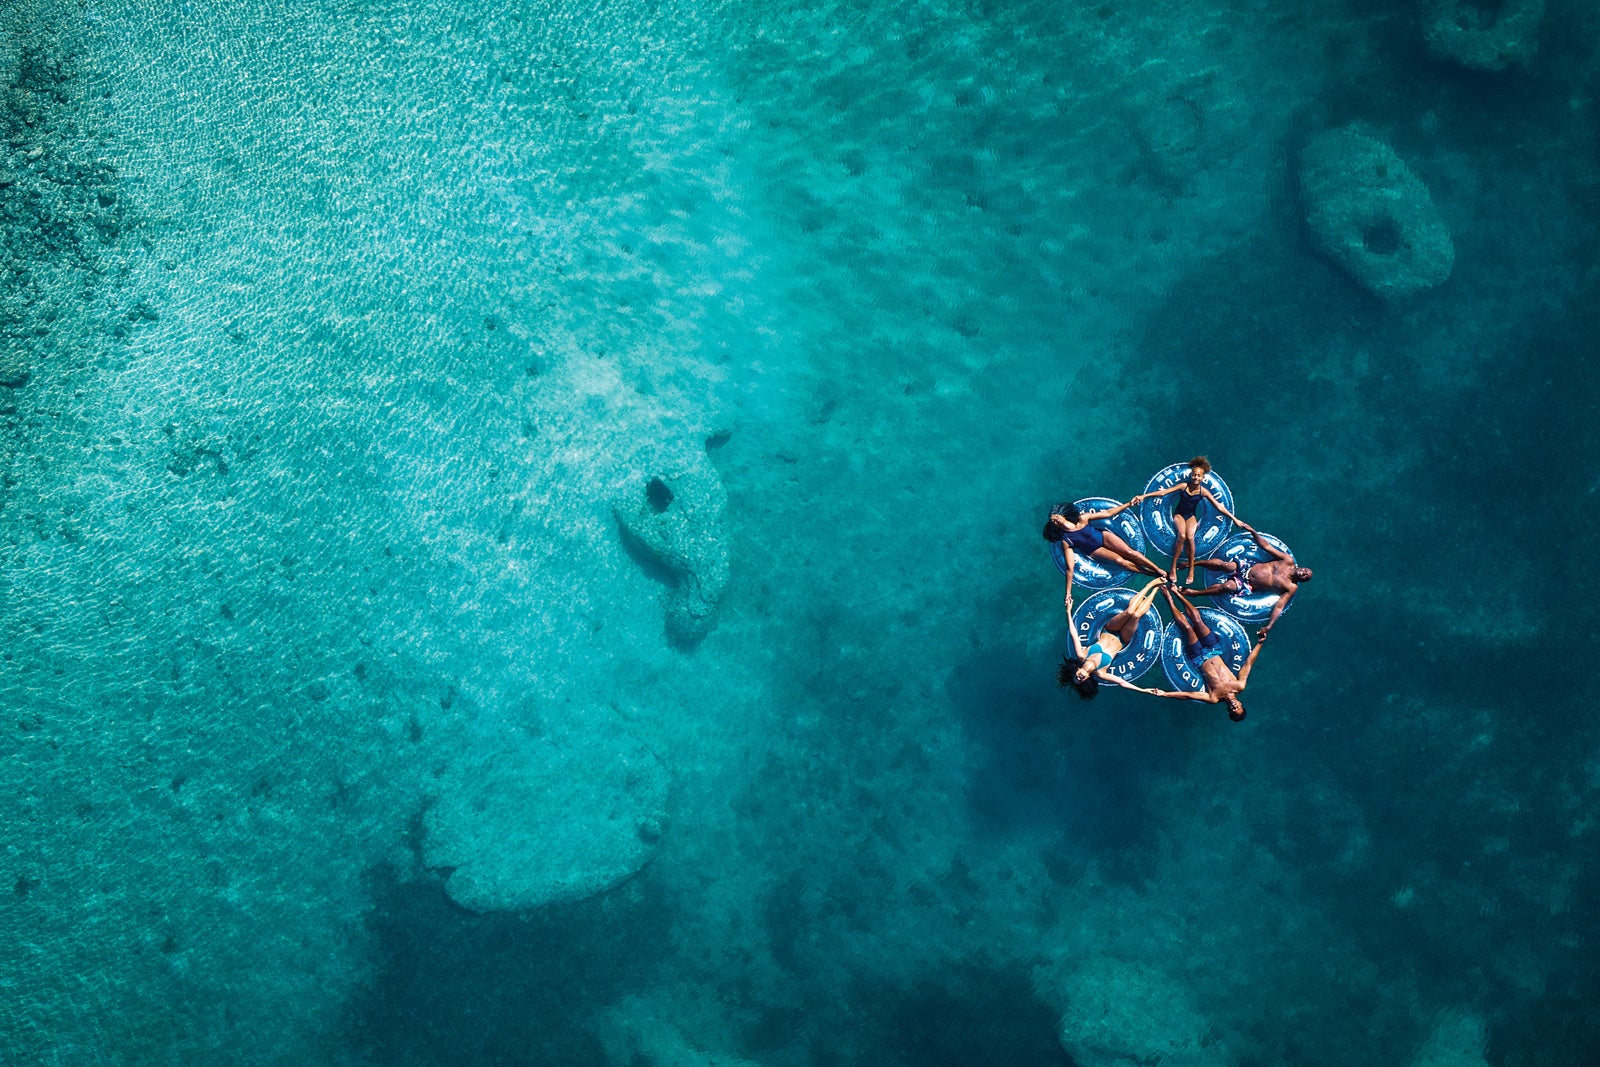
[1134,587,1263,723]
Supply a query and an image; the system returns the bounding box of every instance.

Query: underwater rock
[1056,959,1227,1067]
[1412,1009,1490,1067]
[613,448,729,647]
[1421,0,1543,72]
[594,997,763,1067]
[1299,125,1454,301]
[422,707,669,913]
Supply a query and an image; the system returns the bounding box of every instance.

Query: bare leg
[1172,588,1212,639]
[1125,578,1164,618]
[1170,516,1194,582]
[1161,587,1197,645]
[1094,579,1163,648]
[1096,532,1166,578]
[1180,559,1238,598]
[1181,577,1241,598]
[1183,529,1198,586]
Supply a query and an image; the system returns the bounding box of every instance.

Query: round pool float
[1160,608,1251,692]
[1139,464,1234,559]
[1069,584,1164,685]
[1050,496,1147,590]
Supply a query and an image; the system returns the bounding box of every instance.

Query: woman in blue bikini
[1042,500,1166,580]
[1138,456,1244,586]
[1057,577,1166,700]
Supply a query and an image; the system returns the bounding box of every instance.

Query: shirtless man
[1136,587,1263,722]
[1181,526,1312,641]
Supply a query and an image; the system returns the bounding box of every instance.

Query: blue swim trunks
[1185,630,1224,665]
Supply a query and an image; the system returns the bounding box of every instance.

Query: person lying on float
[1043,500,1166,580]
[1136,455,1245,586]
[1056,576,1167,701]
[1180,525,1312,641]
[1134,587,1264,723]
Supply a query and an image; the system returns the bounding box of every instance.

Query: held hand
[1255,627,1269,642]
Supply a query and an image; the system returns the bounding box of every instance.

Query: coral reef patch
[1420,0,1544,72]
[1299,124,1454,301]
[423,705,670,913]
[613,448,730,647]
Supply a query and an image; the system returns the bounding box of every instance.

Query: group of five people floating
[1041,456,1313,723]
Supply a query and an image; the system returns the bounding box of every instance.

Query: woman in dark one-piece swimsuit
[1042,499,1167,580]
[1139,455,1243,585]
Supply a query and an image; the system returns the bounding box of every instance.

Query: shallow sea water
[1,0,1597,1063]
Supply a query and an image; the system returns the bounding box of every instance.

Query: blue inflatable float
[1050,496,1147,590]
[1070,585,1163,684]
[1047,464,1302,701]
[1160,608,1251,692]
[1189,530,1294,623]
[1139,463,1235,559]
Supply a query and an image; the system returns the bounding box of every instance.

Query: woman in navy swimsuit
[1139,456,1243,586]
[1042,499,1166,580]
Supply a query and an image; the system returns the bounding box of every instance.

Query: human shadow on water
[948,642,1196,877]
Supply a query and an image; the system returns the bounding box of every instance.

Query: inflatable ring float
[1191,530,1294,623]
[1051,496,1147,590]
[1160,608,1251,692]
[1139,463,1235,559]
[1070,585,1163,684]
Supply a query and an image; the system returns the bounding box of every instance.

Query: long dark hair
[1042,501,1081,542]
[1057,655,1099,700]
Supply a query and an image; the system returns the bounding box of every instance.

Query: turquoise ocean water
[2,0,1596,1063]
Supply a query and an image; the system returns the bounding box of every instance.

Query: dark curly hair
[1057,655,1099,700]
[1042,502,1081,542]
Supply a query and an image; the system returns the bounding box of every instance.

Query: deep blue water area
[2,0,1597,1064]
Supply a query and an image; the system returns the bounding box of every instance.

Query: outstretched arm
[1199,488,1246,528]
[1063,567,1088,658]
[1082,497,1141,521]
[1255,587,1296,640]
[1101,673,1148,694]
[1250,528,1293,563]
[1139,685,1217,702]
[1141,486,1181,501]
[1237,638,1267,684]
